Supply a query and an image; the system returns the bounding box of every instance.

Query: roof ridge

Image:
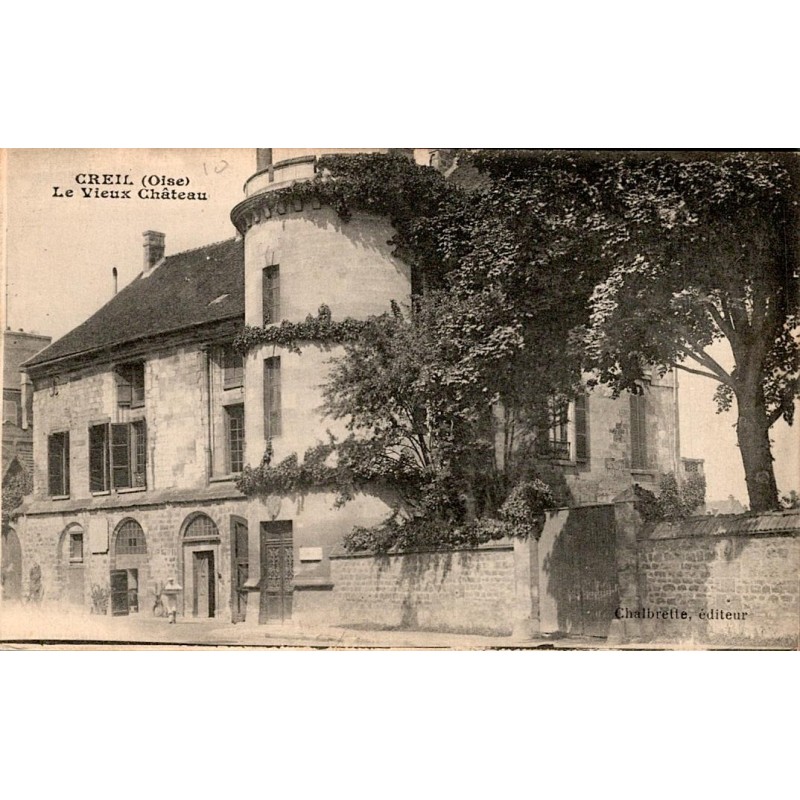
[164,236,239,259]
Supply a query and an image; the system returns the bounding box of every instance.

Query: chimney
[112,267,118,296]
[143,230,165,273]
[256,149,273,171]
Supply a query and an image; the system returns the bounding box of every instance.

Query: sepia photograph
[2,147,798,651]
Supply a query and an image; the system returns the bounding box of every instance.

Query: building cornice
[26,316,244,382]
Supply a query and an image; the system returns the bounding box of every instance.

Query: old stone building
[2,329,51,601]
[12,148,681,625]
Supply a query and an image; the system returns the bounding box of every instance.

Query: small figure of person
[161,577,182,624]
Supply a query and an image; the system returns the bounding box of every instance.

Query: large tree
[321,151,612,521]
[578,151,799,512]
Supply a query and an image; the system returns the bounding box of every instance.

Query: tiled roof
[24,238,244,370]
[645,510,800,540]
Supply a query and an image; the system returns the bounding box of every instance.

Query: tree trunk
[735,383,780,512]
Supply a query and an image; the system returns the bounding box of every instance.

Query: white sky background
[4,148,797,504]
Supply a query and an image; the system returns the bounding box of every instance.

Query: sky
[3,148,797,505]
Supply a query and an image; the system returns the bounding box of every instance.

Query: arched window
[183,514,219,540]
[115,519,147,554]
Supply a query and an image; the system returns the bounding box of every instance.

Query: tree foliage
[576,151,798,511]
[2,464,32,527]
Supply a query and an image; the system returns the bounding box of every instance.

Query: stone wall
[633,514,799,646]
[330,543,516,635]
[30,340,247,501]
[16,498,247,620]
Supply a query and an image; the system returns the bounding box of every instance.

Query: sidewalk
[0,606,610,650]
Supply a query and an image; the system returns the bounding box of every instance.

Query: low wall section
[329,543,516,636]
[633,513,799,646]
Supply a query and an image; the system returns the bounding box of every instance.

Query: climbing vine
[234,304,375,356]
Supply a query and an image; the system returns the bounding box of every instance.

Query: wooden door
[231,519,248,623]
[66,566,85,607]
[557,505,619,637]
[111,569,130,615]
[193,551,215,618]
[259,522,293,623]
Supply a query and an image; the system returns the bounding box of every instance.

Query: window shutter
[89,424,109,492]
[575,395,589,462]
[63,432,70,495]
[263,266,280,324]
[131,364,145,408]
[111,423,131,488]
[117,367,132,406]
[630,393,648,470]
[223,347,244,389]
[48,433,65,495]
[264,357,281,438]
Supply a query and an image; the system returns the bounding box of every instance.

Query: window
[574,394,589,462]
[117,363,145,408]
[222,346,244,389]
[48,431,70,496]
[226,404,245,474]
[630,393,648,470]
[264,357,281,439]
[184,514,219,540]
[69,531,84,563]
[262,264,280,324]
[537,398,570,460]
[115,520,147,555]
[89,423,110,492]
[111,420,147,489]
[3,399,18,425]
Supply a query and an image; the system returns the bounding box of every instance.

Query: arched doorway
[110,519,148,616]
[181,513,220,618]
[1,525,23,601]
[57,523,85,608]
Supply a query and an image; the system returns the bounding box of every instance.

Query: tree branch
[673,363,726,382]
[675,340,734,386]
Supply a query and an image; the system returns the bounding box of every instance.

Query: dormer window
[117,362,145,408]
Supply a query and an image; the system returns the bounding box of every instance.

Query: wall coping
[641,510,800,541]
[329,538,515,561]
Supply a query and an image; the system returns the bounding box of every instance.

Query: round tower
[230,148,412,624]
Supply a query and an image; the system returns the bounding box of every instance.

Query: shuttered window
[89,423,110,492]
[574,395,589,462]
[264,357,281,439]
[111,420,147,489]
[48,431,70,496]
[630,393,648,470]
[262,265,280,324]
[117,363,145,408]
[222,347,244,389]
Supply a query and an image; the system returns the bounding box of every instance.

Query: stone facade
[12,148,686,630]
[559,375,679,504]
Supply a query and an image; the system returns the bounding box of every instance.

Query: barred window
[115,520,147,555]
